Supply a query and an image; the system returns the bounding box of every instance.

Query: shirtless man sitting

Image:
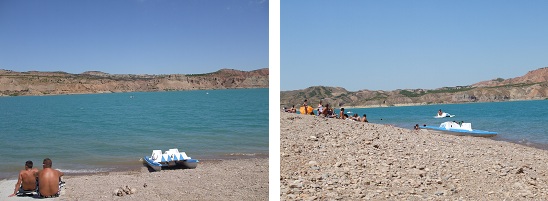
[8,160,38,197]
[36,158,64,198]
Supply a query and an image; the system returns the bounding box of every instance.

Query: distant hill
[0,68,268,96]
[281,67,548,108]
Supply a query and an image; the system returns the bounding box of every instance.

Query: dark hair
[341,108,344,111]
[25,160,33,168]
[43,158,52,168]
[363,114,366,117]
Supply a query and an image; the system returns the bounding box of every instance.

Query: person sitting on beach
[290,105,296,113]
[8,160,38,197]
[328,109,337,118]
[317,100,323,116]
[339,108,345,120]
[36,158,64,198]
[321,104,328,117]
[322,104,337,118]
[361,114,368,122]
[414,124,420,130]
[352,114,360,121]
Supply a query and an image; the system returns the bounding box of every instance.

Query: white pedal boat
[435,112,455,118]
[421,121,497,137]
[144,148,198,171]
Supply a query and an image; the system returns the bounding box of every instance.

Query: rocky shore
[2,158,268,201]
[280,112,548,200]
[62,158,268,201]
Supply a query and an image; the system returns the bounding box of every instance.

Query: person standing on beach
[303,99,309,115]
[36,158,64,198]
[339,108,345,119]
[8,160,38,197]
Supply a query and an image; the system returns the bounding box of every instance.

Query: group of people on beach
[8,158,64,198]
[283,99,368,122]
[337,107,368,122]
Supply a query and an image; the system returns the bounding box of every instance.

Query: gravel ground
[0,158,268,201]
[280,112,548,200]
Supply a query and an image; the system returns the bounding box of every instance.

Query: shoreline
[340,98,547,109]
[0,154,268,181]
[2,158,268,201]
[281,112,548,200]
[0,87,269,97]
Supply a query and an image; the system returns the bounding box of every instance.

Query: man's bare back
[20,168,38,190]
[8,160,38,197]
[37,158,64,197]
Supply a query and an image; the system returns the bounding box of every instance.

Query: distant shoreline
[340,98,547,109]
[0,87,269,98]
[0,68,269,97]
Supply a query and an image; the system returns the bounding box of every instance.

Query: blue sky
[281,0,548,91]
[0,0,268,74]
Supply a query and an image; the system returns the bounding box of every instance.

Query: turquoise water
[0,88,268,179]
[336,100,548,147]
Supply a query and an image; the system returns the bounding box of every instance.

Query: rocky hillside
[281,67,547,108]
[0,68,268,96]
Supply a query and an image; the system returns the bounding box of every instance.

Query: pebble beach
[280,112,548,200]
[2,158,268,201]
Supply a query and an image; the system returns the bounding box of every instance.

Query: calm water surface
[0,88,268,179]
[337,100,547,147]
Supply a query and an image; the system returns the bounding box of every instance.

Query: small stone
[516,167,525,174]
[289,180,302,188]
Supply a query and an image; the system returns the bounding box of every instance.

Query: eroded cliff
[281,67,547,108]
[0,68,268,96]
